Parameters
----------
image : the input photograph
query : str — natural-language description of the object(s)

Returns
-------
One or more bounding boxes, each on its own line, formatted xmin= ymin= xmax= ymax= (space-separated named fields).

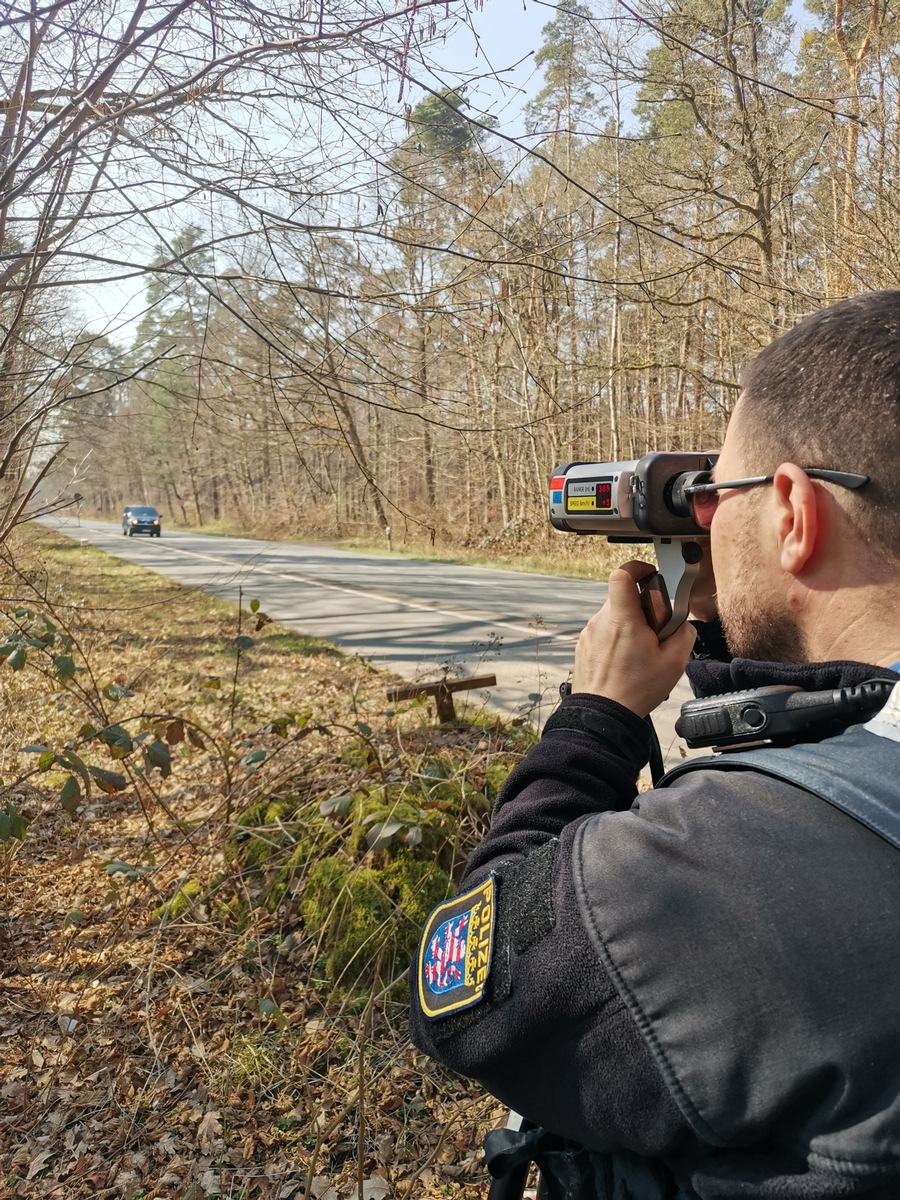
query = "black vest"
xmin=662 ymin=722 xmax=900 ymax=855
xmin=535 ymin=722 xmax=900 ymax=1198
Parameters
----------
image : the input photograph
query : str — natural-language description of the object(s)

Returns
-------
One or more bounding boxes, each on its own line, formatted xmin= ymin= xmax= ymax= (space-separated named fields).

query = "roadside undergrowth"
xmin=0 ymin=527 xmax=536 ymax=1199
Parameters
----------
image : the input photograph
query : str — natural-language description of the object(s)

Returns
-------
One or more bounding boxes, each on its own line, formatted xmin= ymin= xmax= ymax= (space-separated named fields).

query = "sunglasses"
xmin=682 ymin=468 xmax=870 ymax=531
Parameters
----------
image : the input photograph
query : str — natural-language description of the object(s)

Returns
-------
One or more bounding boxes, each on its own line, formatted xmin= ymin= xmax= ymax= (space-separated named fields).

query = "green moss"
xmin=339 ymin=738 xmax=377 ymax=770
xmin=263 ymin=799 xmax=295 ymax=824
xmin=239 ymin=833 xmax=280 ymax=871
xmin=222 ymin=723 xmax=537 ymax=992
xmin=416 ymin=763 xmax=467 ymax=806
xmin=285 ymin=842 xmax=312 ymax=869
xmin=346 ymin=786 xmax=413 ymax=857
xmin=297 ymin=852 xmax=452 ymax=991
xmin=237 ymin=795 xmax=302 ymax=829
xmin=383 ymin=854 xmax=452 ymax=927
xmin=484 ymin=761 xmax=509 ymax=803
xmin=218 ymin=894 xmax=249 ymax=926
xmin=234 ymin=795 xmax=318 ymax=870
xmin=300 ymin=858 xmax=394 ymax=986
xmin=152 ymin=878 xmax=202 ymax=922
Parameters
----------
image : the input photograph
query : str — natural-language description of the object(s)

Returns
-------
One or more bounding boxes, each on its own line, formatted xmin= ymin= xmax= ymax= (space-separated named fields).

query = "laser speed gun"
xmin=548 ymin=452 xmax=718 ymax=639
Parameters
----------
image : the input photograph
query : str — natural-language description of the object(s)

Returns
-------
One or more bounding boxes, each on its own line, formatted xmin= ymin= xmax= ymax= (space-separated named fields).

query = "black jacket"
xmin=409 ymin=657 xmax=900 ymax=1198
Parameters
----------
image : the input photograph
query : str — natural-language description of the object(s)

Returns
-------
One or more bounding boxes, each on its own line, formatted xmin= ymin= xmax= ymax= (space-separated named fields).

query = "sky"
xmin=423 ymin=0 xmax=553 ymax=132
xmin=73 ymin=1 xmax=556 ymax=341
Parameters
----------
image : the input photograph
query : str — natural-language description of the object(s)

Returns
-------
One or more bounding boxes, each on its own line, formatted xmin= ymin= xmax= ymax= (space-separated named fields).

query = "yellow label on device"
xmin=566 ymin=496 xmax=598 ymax=511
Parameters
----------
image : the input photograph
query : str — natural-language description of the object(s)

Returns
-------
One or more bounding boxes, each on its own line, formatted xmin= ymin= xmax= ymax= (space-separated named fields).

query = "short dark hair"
xmin=739 ymin=290 xmax=900 ymax=562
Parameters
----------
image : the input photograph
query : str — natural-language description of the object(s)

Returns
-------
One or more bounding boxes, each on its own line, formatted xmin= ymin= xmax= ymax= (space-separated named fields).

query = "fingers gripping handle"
xmin=640 ymin=539 xmax=705 ymax=640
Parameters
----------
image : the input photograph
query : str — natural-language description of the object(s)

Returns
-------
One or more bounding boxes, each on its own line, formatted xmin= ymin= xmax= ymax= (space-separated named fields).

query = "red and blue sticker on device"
xmin=417 ymin=876 xmax=496 ymax=1019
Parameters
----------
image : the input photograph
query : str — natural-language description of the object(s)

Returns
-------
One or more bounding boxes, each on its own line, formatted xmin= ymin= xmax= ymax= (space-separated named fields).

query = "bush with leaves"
xmin=232 ymin=719 xmax=535 ymax=994
xmin=0 ymin=535 xmax=537 ymax=1007
xmin=0 ymin=589 xmax=283 ymax=857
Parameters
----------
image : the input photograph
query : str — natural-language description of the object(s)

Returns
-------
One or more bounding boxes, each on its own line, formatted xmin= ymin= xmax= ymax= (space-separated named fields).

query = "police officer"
xmin=409 ymin=291 xmax=900 ymax=1198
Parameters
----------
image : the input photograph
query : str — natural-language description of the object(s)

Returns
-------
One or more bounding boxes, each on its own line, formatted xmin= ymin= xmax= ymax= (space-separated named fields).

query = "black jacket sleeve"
xmin=408 ymin=694 xmax=690 ymax=1157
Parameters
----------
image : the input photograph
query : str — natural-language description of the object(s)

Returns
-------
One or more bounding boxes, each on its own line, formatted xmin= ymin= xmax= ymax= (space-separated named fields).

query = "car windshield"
xmin=128 ymin=507 xmax=159 ymax=517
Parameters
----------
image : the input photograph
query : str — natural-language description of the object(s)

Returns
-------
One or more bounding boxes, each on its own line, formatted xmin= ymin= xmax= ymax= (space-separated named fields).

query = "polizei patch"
xmin=417 ymin=876 xmax=496 ymax=1019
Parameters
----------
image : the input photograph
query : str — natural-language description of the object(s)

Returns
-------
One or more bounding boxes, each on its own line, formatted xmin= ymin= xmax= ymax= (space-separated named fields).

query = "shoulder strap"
xmin=660 ymin=722 xmax=900 ymax=852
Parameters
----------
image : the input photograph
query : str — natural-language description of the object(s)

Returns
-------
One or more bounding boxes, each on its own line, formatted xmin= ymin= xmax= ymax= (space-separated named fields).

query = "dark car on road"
xmin=122 ymin=505 xmax=162 ymax=537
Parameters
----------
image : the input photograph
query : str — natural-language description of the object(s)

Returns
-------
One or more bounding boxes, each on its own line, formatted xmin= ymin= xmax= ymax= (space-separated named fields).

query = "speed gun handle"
xmin=641 ymin=539 xmax=706 ymax=641
xmin=638 ymin=573 xmax=672 ymax=636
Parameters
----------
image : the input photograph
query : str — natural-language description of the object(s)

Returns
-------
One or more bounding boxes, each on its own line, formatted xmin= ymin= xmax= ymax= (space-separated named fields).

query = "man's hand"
xmin=572 ymin=560 xmax=697 ymax=717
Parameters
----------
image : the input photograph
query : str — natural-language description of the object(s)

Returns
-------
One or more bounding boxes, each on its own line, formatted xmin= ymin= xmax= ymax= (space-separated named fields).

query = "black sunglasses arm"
xmin=684 ymin=469 xmax=870 ymax=497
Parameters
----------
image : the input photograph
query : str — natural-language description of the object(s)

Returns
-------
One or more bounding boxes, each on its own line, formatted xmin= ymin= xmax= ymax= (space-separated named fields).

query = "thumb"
xmin=607 ymin=562 xmax=657 ymax=620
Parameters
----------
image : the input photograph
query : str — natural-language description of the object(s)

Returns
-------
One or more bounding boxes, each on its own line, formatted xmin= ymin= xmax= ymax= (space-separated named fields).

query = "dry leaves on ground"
xmin=0 ymin=529 xmax=527 ymax=1199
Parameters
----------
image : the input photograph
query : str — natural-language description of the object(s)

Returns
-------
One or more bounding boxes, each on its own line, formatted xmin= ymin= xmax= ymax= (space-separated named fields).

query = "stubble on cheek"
xmin=717 ymin=523 xmax=809 ymax=664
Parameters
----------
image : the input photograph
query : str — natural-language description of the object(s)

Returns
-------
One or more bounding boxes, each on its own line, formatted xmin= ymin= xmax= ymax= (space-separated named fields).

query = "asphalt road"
xmin=41 ymin=516 xmax=695 ymax=764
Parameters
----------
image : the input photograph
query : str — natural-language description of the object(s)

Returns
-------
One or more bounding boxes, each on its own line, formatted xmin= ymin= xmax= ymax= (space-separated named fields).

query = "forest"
xmin=3 ymin=0 xmax=897 ymax=554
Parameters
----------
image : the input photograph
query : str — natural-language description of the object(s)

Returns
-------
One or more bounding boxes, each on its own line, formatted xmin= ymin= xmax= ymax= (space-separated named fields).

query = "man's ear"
xmin=772 ymin=463 xmax=819 ymax=575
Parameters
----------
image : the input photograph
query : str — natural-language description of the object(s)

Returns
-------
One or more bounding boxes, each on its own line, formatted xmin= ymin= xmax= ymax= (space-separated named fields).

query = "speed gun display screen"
xmin=564 ymin=479 xmax=614 ymax=512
